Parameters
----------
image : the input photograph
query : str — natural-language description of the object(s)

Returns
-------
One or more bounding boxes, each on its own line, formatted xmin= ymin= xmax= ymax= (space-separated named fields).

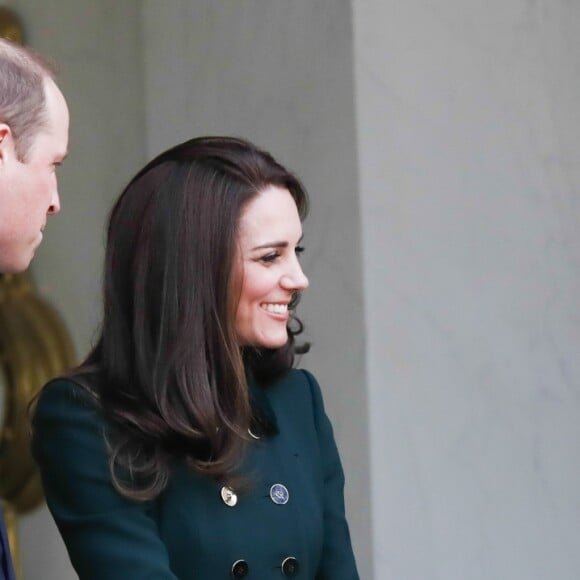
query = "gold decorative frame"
xmin=0 ymin=7 xmax=24 ymax=44
xmin=0 ymin=274 xmax=76 ymax=510
xmin=0 ymin=274 xmax=76 ymax=577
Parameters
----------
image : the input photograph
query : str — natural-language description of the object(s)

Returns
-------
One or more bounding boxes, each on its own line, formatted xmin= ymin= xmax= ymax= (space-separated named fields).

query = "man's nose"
xmin=48 ymin=189 xmax=61 ymax=214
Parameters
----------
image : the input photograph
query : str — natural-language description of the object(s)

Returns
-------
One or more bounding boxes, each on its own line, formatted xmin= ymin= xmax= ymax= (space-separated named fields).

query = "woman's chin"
xmin=253 ymin=332 xmax=289 ymax=350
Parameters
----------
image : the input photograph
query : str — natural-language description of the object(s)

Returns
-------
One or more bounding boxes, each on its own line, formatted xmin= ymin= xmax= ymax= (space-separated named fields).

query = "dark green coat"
xmin=33 ymin=369 xmax=359 ymax=579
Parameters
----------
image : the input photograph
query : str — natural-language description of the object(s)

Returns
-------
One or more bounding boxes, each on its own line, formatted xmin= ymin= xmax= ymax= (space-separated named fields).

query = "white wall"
xmin=354 ymin=1 xmax=580 ymax=578
xmin=2 ymin=1 xmax=146 ymax=578
xmin=141 ymin=2 xmax=372 ymax=576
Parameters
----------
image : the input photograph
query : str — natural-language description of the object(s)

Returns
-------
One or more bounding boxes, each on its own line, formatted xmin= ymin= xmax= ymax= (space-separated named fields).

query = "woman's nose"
xmin=281 ymin=260 xmax=309 ymax=291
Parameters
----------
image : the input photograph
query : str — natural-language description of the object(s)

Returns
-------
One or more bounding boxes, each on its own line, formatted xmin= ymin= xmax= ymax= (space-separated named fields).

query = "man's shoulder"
xmin=0 ymin=506 xmax=15 ymax=580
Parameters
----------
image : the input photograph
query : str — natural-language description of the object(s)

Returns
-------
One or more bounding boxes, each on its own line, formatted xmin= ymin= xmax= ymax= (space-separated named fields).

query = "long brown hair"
xmin=72 ymin=136 xmax=308 ymax=500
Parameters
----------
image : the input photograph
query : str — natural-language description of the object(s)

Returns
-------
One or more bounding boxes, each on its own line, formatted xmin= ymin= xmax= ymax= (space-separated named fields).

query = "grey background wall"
xmin=1 ymin=1 xmax=146 ymax=579
xmin=1 ymin=1 xmax=579 ymax=579
xmin=354 ymin=1 xmax=580 ymax=578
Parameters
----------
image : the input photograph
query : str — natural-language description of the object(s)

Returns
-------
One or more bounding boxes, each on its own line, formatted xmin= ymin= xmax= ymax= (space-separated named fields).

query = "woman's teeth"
xmin=262 ymin=303 xmax=288 ymax=314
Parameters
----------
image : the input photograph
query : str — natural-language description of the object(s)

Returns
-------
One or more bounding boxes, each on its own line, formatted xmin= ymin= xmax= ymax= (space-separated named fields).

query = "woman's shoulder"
xmin=276 ymin=368 xmax=322 ymax=396
xmin=37 ymin=376 xmax=99 ymax=408
xmin=275 ymin=367 xmax=317 ymax=386
xmin=266 ymin=367 xmax=325 ymax=415
xmin=33 ymin=376 xmax=102 ymax=433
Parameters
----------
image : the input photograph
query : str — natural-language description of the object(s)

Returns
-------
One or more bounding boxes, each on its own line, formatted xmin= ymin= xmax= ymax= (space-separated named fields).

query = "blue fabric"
xmin=0 ymin=507 xmax=15 ymax=580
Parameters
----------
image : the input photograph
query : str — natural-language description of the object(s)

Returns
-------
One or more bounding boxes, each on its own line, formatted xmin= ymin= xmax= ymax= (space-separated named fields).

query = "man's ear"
xmin=0 ymin=124 xmax=16 ymax=163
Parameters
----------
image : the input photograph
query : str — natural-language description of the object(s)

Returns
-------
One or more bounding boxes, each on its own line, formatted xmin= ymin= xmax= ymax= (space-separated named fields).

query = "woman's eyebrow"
xmin=251 ymin=241 xmax=288 ymax=251
xmin=251 ymin=234 xmax=303 ymax=252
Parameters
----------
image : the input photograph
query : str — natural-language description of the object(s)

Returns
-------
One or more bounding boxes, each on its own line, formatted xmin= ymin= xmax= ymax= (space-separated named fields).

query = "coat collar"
xmin=247 ymin=371 xmax=279 ymax=438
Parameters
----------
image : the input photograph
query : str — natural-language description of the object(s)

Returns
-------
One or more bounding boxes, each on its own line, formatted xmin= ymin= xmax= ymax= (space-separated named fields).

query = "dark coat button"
xmin=248 ymin=427 xmax=260 ymax=440
xmin=281 ymin=556 xmax=299 ymax=576
xmin=231 ymin=559 xmax=249 ymax=578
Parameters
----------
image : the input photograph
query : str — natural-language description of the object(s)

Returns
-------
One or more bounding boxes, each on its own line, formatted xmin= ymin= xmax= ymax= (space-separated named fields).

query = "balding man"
xmin=0 ymin=38 xmax=70 ymax=580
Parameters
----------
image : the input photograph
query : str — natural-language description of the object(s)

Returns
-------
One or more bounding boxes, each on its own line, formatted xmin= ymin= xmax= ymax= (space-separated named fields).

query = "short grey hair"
xmin=0 ymin=38 xmax=57 ymax=161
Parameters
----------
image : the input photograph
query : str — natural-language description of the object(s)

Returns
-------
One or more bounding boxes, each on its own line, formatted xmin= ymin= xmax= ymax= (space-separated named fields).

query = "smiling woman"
xmin=234 ymin=185 xmax=309 ymax=349
xmin=32 ymin=136 xmax=360 ymax=580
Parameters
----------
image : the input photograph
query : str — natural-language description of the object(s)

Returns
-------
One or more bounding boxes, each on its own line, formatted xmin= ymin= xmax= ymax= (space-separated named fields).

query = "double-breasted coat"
xmin=33 ymin=369 xmax=359 ymax=579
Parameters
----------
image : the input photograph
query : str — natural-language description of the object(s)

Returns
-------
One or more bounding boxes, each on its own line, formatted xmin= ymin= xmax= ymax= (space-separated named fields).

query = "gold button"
xmin=220 ymin=486 xmax=238 ymax=507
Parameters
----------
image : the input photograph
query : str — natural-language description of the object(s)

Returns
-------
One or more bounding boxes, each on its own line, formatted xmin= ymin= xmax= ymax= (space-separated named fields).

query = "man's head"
xmin=0 ymin=39 xmax=69 ymax=273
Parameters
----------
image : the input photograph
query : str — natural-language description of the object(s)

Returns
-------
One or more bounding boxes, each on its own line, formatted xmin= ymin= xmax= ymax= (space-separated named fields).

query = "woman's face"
xmin=234 ymin=185 xmax=309 ymax=348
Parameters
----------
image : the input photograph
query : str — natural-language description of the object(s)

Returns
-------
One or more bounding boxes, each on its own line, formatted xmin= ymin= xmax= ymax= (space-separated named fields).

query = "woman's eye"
xmin=295 ymin=245 xmax=305 ymax=257
xmin=261 ymin=252 xmax=280 ymax=263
